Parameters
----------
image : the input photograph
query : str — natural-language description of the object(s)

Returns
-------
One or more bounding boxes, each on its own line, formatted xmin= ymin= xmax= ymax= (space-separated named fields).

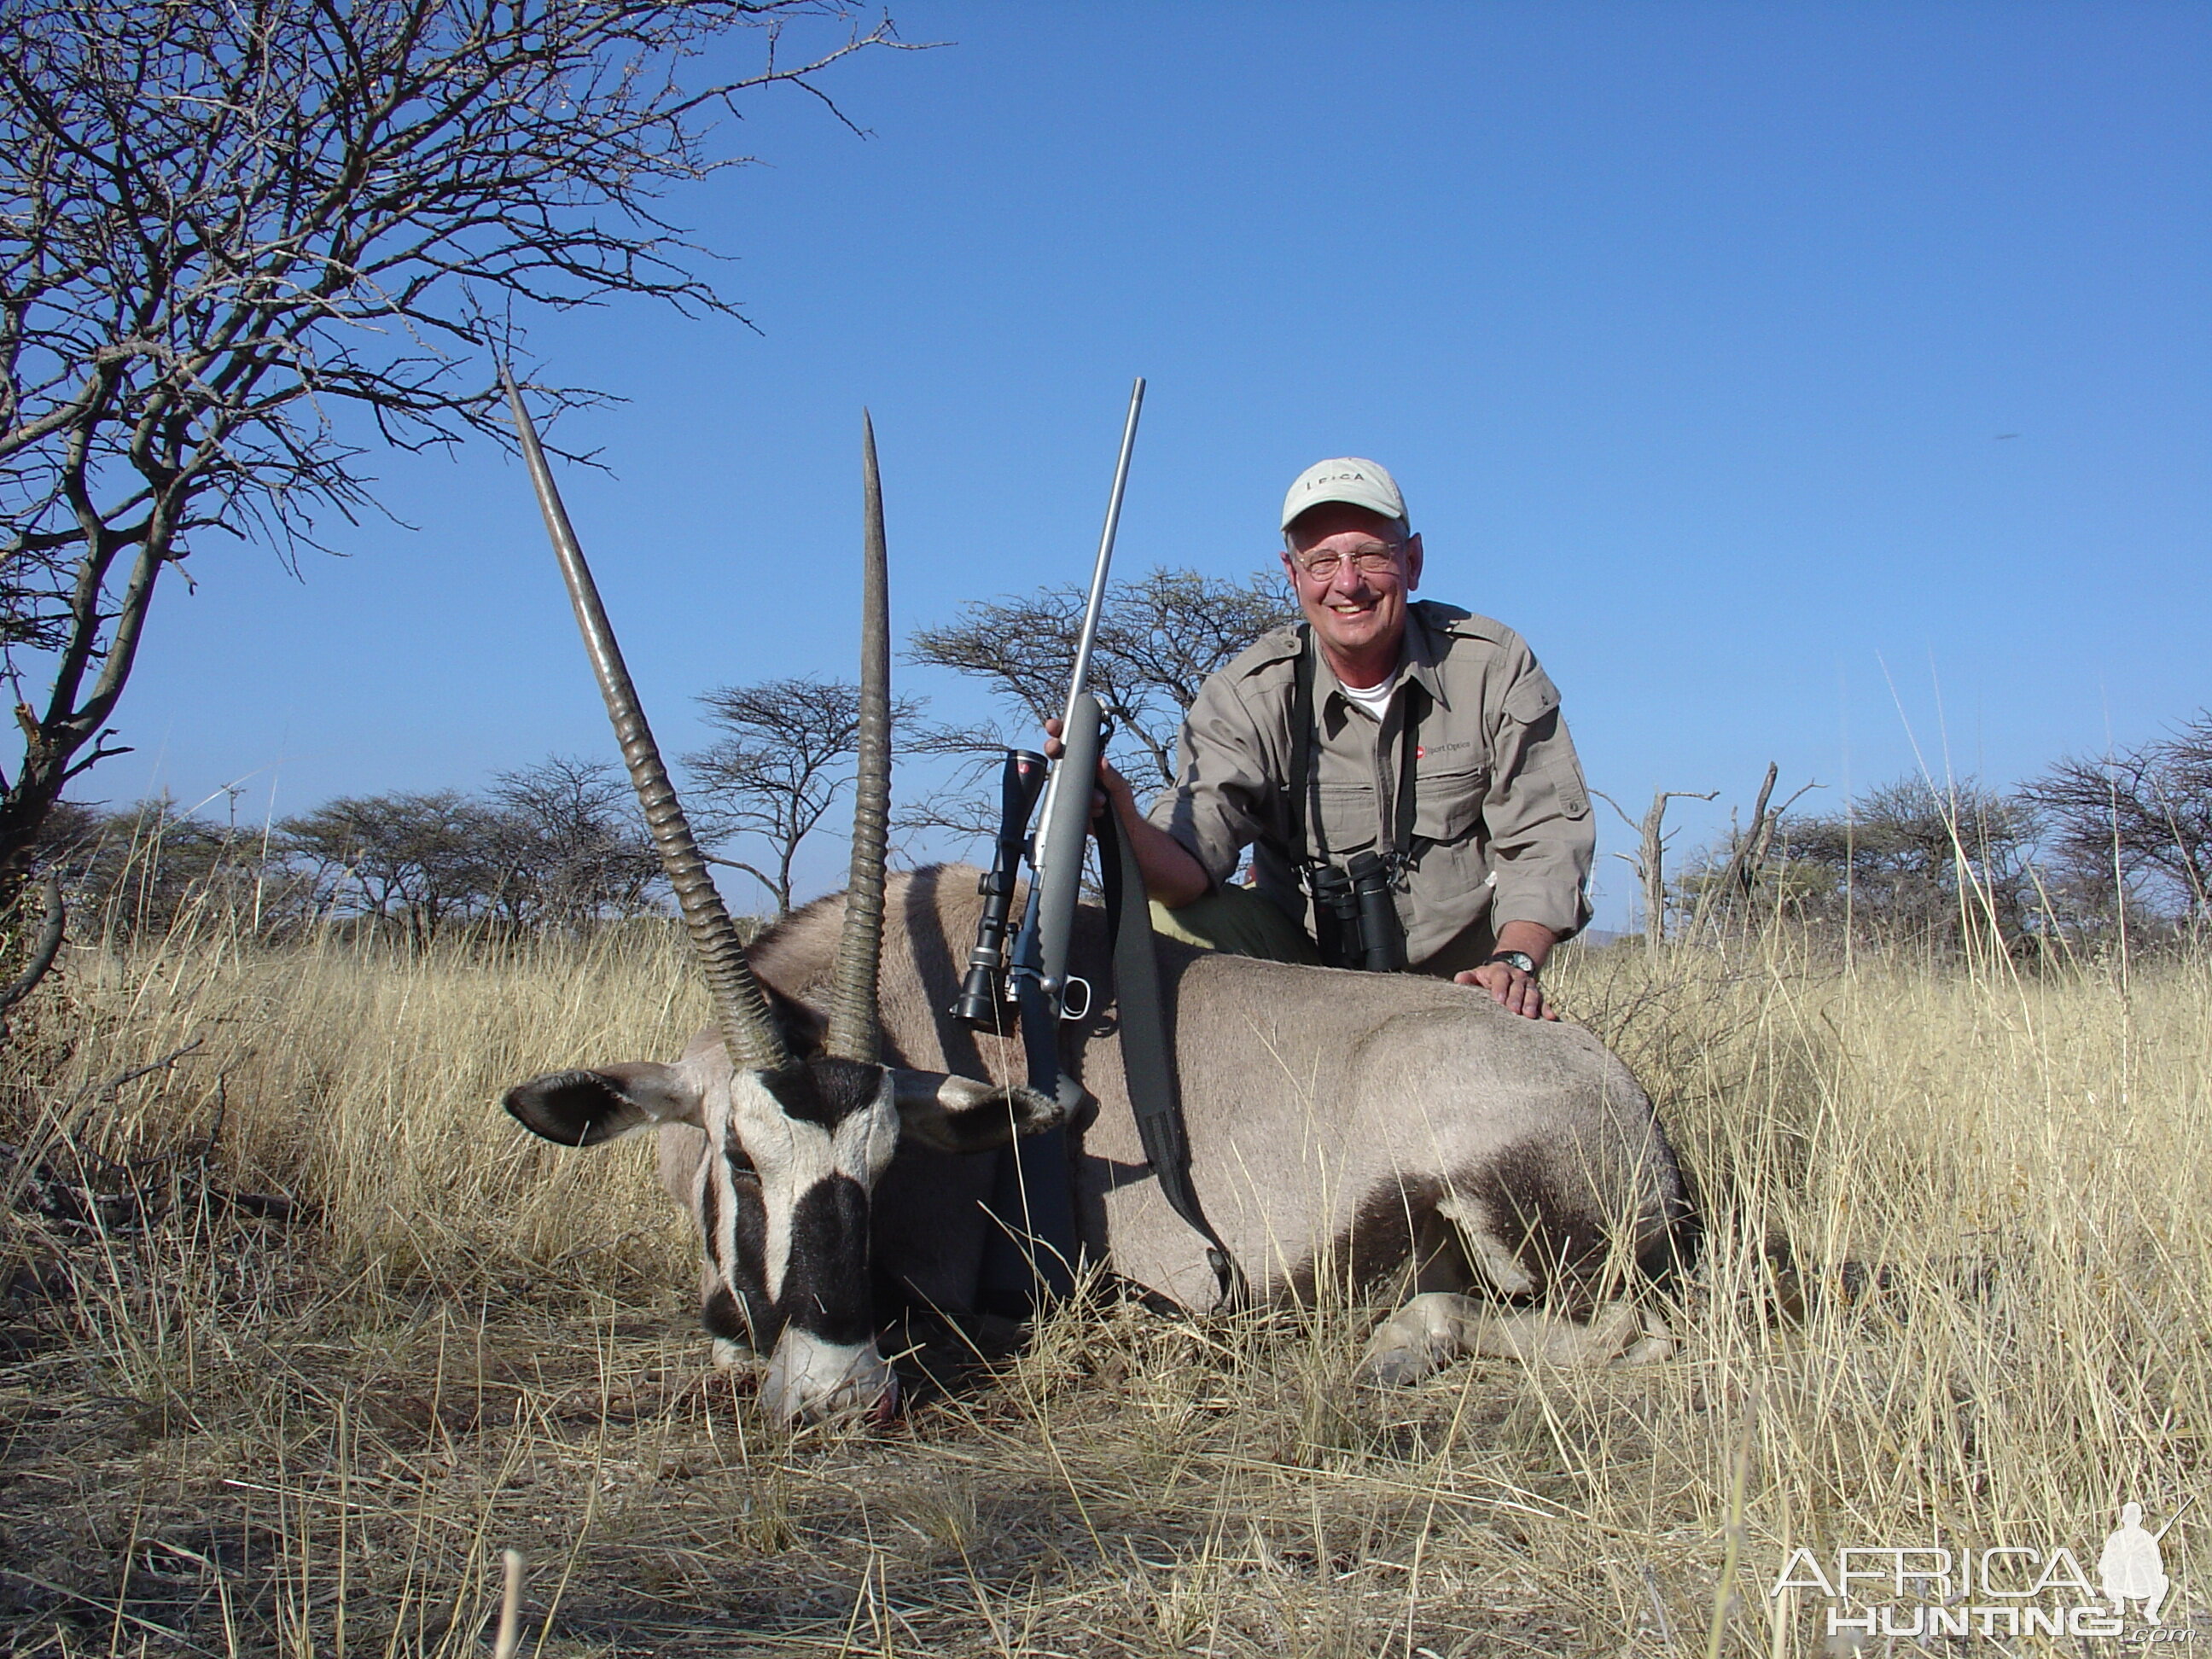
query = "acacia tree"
xmin=485 ymin=754 xmax=661 ymax=928
xmin=0 ymin=0 xmax=899 ymax=940
xmin=281 ymin=789 xmax=498 ymax=938
xmin=1750 ymin=775 xmax=2040 ymax=950
xmin=684 ymin=676 xmax=921 ymax=917
xmin=2023 ymin=713 xmax=2212 ymax=923
xmin=909 ymin=567 xmax=1298 ymax=789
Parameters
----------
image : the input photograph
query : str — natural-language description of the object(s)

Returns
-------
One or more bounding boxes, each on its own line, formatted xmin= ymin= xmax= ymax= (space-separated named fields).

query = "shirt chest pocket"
xmin=1412 ymin=760 xmax=1488 ymax=845
xmin=1313 ymin=780 xmax=1380 ymax=855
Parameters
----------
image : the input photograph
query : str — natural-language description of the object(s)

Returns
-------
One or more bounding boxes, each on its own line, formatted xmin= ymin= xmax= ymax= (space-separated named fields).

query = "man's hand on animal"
xmin=1453 ymin=927 xmax=1563 ymax=1022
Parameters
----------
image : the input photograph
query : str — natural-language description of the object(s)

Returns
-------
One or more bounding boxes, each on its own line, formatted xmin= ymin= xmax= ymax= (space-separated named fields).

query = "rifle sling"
xmin=1096 ymin=806 xmax=1248 ymax=1311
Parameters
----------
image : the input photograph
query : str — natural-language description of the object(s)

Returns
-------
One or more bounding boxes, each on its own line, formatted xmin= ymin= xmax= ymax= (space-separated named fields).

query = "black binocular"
xmin=1306 ymin=848 xmax=1406 ymax=974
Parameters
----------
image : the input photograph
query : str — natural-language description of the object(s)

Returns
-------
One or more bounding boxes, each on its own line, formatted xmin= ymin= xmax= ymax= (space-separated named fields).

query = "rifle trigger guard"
xmin=1058 ymin=976 xmax=1092 ymax=1022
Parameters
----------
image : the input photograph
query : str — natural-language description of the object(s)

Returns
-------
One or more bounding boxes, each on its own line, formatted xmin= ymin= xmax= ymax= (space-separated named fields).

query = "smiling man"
xmin=1093 ymin=457 xmax=1595 ymax=1019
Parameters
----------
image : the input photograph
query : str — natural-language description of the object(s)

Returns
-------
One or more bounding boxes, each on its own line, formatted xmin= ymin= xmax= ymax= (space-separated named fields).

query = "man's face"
xmin=1281 ymin=503 xmax=1423 ymax=667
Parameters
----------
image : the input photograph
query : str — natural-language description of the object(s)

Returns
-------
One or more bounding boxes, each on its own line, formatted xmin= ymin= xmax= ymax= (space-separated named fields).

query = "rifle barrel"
xmin=1058 ymin=375 xmax=1145 ymax=733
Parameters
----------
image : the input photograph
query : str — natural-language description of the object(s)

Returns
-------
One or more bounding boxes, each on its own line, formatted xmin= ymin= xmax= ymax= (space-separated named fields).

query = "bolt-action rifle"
xmin=959 ymin=378 xmax=1145 ymax=1313
xmin=954 ymin=376 xmax=1145 ymax=1037
xmin=958 ymin=377 xmax=1246 ymax=1314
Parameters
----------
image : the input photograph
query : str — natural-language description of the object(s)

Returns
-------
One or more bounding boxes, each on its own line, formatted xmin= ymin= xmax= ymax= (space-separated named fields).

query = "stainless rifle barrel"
xmin=1057 ymin=375 xmax=1145 ymax=733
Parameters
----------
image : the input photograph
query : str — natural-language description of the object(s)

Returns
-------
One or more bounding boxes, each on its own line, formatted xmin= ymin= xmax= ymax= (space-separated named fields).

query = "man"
xmin=1080 ymin=457 xmax=1594 ymax=1021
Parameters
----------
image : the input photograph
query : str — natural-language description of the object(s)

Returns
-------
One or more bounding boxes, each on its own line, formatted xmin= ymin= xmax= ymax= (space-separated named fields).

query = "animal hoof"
xmin=1357 ymin=1346 xmax=1435 ymax=1388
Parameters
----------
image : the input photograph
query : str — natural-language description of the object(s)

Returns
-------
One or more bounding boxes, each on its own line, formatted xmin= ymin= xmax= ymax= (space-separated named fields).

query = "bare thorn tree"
xmin=0 ymin=0 xmax=907 ymax=990
xmin=684 ymin=676 xmax=922 ymax=917
xmin=486 ymin=754 xmax=661 ymax=928
xmin=1694 ymin=765 xmax=1821 ymax=934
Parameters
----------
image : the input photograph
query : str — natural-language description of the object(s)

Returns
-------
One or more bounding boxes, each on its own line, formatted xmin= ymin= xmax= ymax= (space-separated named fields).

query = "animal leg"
xmin=1358 ymin=1293 xmax=1672 ymax=1384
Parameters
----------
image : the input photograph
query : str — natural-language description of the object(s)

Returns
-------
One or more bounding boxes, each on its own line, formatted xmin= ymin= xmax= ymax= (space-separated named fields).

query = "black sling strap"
xmin=1281 ymin=623 xmax=1427 ymax=875
xmin=1095 ymin=805 xmax=1247 ymax=1310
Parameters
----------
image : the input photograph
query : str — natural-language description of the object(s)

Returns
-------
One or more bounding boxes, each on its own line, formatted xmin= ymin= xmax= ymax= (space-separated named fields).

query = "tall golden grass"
xmin=3 ymin=891 xmax=2205 ymax=1656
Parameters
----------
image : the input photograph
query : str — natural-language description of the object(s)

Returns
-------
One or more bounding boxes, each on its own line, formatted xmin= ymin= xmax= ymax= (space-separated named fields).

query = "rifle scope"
xmin=951 ymin=748 xmax=1050 ymax=1028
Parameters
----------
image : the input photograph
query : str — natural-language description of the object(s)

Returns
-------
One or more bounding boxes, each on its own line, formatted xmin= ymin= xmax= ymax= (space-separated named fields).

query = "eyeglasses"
xmin=1289 ymin=542 xmax=1405 ymax=582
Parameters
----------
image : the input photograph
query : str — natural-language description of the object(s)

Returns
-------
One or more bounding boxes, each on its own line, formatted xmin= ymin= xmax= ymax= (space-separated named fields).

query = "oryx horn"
xmin=501 ymin=366 xmax=793 ymax=1075
xmin=823 ymin=410 xmax=890 ymax=1063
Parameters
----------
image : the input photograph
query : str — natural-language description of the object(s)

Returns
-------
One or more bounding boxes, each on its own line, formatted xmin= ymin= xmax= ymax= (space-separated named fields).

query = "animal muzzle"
xmin=761 ymin=1330 xmax=899 ymax=1425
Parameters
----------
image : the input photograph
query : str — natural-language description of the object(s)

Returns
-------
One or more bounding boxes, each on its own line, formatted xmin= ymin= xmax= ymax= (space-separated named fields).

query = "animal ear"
xmin=888 ymin=1072 xmax=1062 ymax=1155
xmin=504 ymin=1062 xmax=702 ymax=1147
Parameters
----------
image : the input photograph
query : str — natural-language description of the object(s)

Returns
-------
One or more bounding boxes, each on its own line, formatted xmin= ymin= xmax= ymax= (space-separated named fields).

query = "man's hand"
xmin=1039 ymin=718 xmax=1208 ymax=907
xmin=1041 ymin=716 xmax=1129 ymax=819
xmin=1453 ymin=922 xmax=1561 ymax=1021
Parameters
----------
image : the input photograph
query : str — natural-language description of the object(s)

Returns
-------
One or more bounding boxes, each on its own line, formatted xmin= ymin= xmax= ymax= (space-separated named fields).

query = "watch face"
xmin=1490 ymin=950 xmax=1535 ymax=974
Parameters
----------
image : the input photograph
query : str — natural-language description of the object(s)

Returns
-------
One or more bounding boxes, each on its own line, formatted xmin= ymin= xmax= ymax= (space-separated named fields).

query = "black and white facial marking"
xmin=712 ymin=1057 xmax=902 ymax=1420
xmin=504 ymin=1051 xmax=1060 ymax=1423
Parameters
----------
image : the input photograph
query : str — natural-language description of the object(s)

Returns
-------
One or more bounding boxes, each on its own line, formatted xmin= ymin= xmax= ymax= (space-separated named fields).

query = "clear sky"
xmin=108 ymin=2 xmax=2208 ymax=925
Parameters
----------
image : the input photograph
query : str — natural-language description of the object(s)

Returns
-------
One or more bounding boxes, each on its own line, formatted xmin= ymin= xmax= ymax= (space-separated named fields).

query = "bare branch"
xmin=0 ymin=873 xmax=66 ymax=1022
xmin=0 ymin=0 xmax=909 ymax=940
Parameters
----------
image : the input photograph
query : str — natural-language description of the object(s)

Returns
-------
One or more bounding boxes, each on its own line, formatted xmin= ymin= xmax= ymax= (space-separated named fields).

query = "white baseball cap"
xmin=1280 ymin=457 xmax=1408 ymax=533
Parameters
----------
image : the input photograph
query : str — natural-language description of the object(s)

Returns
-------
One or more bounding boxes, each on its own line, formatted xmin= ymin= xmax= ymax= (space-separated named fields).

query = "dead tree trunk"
xmin=1695 ymin=765 xmax=1821 ymax=937
xmin=1599 ymin=789 xmax=1717 ymax=961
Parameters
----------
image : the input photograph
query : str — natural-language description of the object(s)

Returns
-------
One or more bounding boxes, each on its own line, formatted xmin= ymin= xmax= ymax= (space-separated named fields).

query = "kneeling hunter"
xmin=1075 ymin=457 xmax=1596 ymax=1022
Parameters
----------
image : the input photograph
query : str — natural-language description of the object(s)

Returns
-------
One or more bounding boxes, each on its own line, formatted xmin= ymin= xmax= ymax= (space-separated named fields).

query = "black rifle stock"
xmin=1031 ymin=691 xmax=1103 ymax=1004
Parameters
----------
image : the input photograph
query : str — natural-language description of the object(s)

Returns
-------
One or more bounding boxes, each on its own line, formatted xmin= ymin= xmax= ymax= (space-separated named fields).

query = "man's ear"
xmin=504 ymin=1061 xmax=701 ymax=1147
xmin=1403 ymin=531 xmax=1423 ymax=591
xmin=889 ymin=1071 xmax=1063 ymax=1155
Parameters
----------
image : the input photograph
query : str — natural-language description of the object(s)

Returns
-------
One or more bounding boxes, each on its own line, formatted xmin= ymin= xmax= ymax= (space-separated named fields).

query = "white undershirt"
xmin=1336 ymin=667 xmax=1400 ymax=721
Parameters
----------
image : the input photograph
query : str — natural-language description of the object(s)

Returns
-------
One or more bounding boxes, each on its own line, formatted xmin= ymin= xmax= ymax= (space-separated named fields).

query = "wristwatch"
xmin=1480 ymin=950 xmax=1538 ymax=975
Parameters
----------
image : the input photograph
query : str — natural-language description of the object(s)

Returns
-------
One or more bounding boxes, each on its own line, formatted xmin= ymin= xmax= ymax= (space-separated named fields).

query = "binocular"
xmin=1307 ymin=849 xmax=1406 ymax=974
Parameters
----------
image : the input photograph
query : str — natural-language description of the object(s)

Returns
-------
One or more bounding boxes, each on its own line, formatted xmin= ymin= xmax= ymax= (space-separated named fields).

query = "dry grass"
xmin=3 ymin=902 xmax=2208 ymax=1656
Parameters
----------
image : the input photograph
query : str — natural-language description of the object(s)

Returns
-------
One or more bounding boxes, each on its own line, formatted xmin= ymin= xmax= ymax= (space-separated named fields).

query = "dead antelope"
xmin=498 ymin=396 xmax=1694 ymax=1421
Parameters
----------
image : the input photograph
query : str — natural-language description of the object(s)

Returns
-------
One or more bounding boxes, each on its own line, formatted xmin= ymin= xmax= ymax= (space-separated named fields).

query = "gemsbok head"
xmin=496 ymin=383 xmax=1059 ymax=1421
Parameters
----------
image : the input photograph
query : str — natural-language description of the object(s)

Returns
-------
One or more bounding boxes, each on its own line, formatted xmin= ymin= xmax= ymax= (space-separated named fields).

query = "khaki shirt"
xmin=1146 ymin=600 xmax=1595 ymax=975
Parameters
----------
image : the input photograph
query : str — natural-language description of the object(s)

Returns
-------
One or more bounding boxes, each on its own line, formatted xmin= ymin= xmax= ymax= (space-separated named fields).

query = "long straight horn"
xmin=823 ymin=410 xmax=890 ymax=1062
xmin=501 ymin=367 xmax=793 ymax=1074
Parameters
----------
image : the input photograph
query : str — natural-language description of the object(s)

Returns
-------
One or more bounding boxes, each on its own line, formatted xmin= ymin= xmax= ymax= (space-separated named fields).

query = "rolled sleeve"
xmin=1146 ymin=675 xmax=1273 ymax=892
xmin=1481 ymin=660 xmax=1595 ymax=938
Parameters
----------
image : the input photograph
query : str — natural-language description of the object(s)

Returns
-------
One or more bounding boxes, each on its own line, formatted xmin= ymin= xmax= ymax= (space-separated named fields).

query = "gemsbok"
xmin=498 ymin=395 xmax=1696 ymax=1422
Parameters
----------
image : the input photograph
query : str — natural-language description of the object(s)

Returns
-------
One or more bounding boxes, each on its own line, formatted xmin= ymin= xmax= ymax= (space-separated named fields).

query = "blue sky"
xmin=111 ymin=3 xmax=2208 ymax=924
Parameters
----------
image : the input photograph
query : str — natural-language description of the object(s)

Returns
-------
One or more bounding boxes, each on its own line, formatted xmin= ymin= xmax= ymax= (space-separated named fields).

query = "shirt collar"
xmin=1400 ymin=603 xmax=1451 ymax=712
xmin=1312 ymin=605 xmax=1447 ymax=728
